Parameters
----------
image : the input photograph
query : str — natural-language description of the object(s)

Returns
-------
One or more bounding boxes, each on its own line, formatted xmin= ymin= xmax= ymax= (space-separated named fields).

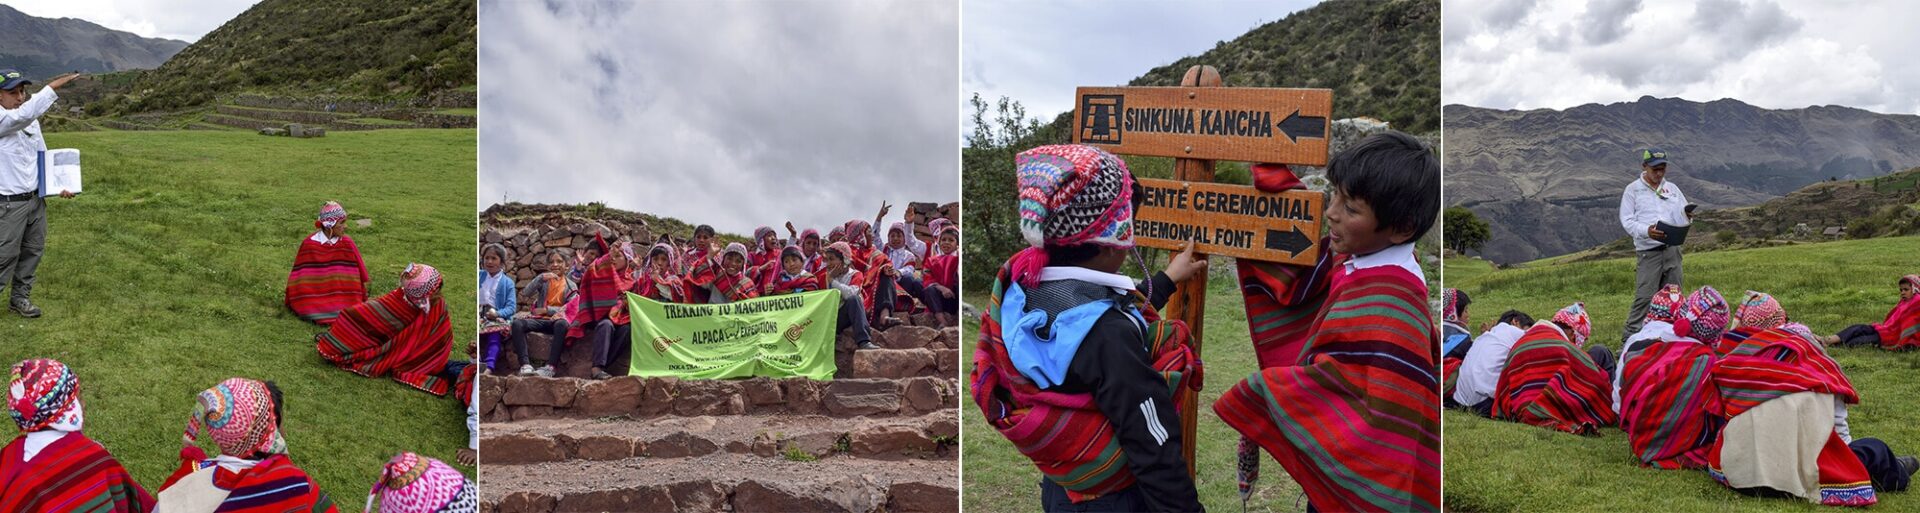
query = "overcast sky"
xmin=1445 ymin=0 xmax=1920 ymax=114
xmin=963 ymin=0 xmax=1319 ymax=134
xmin=479 ymin=0 xmax=959 ymax=236
xmin=6 ymin=0 xmax=258 ymax=42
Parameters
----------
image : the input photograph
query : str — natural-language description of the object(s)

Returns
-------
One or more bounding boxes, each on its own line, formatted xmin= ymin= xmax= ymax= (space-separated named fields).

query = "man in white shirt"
xmin=1448 ymin=310 xmax=1536 ymax=416
xmin=1617 ymin=147 xmax=1691 ymax=343
xmin=0 ymin=69 xmax=81 ymax=318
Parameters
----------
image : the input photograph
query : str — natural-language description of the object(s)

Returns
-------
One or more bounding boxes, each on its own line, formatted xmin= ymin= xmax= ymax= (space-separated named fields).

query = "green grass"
xmin=1 ymin=129 xmax=476 ymax=511
xmin=1444 ymin=236 xmax=1920 ymax=512
xmin=431 ymin=108 xmax=477 ymax=116
xmin=962 ymin=276 xmax=1310 ymax=511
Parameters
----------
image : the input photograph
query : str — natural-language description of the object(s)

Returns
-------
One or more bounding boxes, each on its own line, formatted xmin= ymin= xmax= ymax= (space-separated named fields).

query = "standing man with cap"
xmin=0 ymin=69 xmax=81 ymax=318
xmin=1618 ymin=147 xmax=1691 ymax=342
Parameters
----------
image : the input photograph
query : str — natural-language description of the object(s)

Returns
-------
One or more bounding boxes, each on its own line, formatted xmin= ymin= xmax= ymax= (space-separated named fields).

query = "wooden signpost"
xmin=1072 ymin=65 xmax=1333 ymax=476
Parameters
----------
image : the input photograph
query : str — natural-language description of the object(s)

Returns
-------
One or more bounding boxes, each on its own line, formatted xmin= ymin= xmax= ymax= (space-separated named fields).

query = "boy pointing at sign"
xmin=1215 ymin=131 xmax=1442 ymax=512
xmin=972 ymin=144 xmax=1209 ymax=512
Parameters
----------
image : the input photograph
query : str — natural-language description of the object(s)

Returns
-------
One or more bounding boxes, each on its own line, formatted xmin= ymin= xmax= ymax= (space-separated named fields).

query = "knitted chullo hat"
xmin=1441 ymin=288 xmax=1468 ymax=325
xmin=1552 ymin=303 xmax=1592 ymax=346
xmin=317 ymin=201 xmax=348 ymax=230
xmin=1007 ymin=144 xmax=1136 ymax=288
xmin=366 ymin=452 xmax=477 ymax=513
xmin=1736 ymin=291 xmax=1786 ymax=330
xmin=9 ymin=358 xmax=83 ymax=433
xmin=1647 ymin=284 xmax=1683 ymax=324
xmin=186 ymin=377 xmax=285 ymax=458
xmin=402 ymin=263 xmax=443 ymax=304
xmin=1678 ymin=286 xmax=1731 ymax=341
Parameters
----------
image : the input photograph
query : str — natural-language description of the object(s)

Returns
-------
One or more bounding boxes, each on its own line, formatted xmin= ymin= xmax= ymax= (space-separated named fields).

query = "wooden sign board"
xmin=1133 ymin=178 xmax=1323 ymax=265
xmin=1073 ymin=86 xmax=1333 ymax=165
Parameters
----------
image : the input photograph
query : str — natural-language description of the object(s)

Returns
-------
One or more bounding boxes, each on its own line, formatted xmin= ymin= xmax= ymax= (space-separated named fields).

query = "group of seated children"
xmin=285 ymin=201 xmax=469 ymax=401
xmin=1443 ymin=276 xmax=1920 ymax=506
xmin=479 ymin=205 xmax=961 ymax=379
xmin=1 ymin=358 xmax=477 ymax=512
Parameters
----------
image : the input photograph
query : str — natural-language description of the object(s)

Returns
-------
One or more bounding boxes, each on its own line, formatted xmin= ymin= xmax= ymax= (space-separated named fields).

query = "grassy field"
xmin=1444 ymin=236 xmax=1920 ymax=512
xmin=961 ymin=253 xmax=1442 ymax=512
xmin=0 ymin=129 xmax=476 ymax=511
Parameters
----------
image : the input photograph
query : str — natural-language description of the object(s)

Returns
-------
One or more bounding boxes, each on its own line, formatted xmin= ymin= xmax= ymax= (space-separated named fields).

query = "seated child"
xmin=365 ymin=452 xmax=476 ymax=513
xmin=1441 ymin=288 xmax=1472 ymax=359
xmin=159 ymin=378 xmax=335 ymax=511
xmin=765 ymin=245 xmax=818 ymax=295
xmin=749 ymin=226 xmax=783 ymax=281
xmin=971 ymin=144 xmax=1207 ymax=512
xmin=1828 ymin=274 xmax=1920 ymax=349
xmin=316 ymin=263 xmax=456 ymax=395
xmin=1 ymin=359 xmax=153 ymax=512
xmin=557 ymin=242 xmax=637 ymax=380
xmin=785 ymin=221 xmax=827 ymax=274
xmin=708 ymin=242 xmax=764 ymax=304
xmin=921 ymin=225 xmax=960 ymax=326
xmin=682 ymin=225 xmax=721 ymax=303
xmin=508 ymin=251 xmax=576 ymax=376
xmin=1491 ymin=303 xmax=1617 ymax=435
xmin=1214 ymin=132 xmax=1441 ymax=511
xmin=632 ymin=242 xmax=689 ymax=302
xmin=1615 ymin=285 xmax=1725 ymax=469
xmin=1446 ymin=310 xmax=1533 ymax=417
xmin=476 ymin=244 xmax=516 ymax=370
xmin=821 ymin=242 xmax=879 ymax=350
xmin=285 ymin=201 xmax=370 ymax=325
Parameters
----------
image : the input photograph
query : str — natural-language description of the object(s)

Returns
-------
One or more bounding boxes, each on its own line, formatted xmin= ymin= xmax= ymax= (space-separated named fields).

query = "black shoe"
xmin=10 ymin=299 xmax=39 ymax=318
xmin=1899 ymin=456 xmax=1918 ymax=478
xmin=857 ymin=341 xmax=880 ymax=350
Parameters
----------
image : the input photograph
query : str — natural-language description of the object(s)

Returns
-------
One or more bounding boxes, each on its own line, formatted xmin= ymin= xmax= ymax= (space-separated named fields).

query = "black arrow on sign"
xmin=1265 ymin=226 xmax=1313 ymax=257
xmin=1276 ymin=110 xmax=1328 ymax=143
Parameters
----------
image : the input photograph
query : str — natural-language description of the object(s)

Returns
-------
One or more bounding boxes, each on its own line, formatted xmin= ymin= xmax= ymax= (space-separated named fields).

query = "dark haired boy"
xmin=971 ymin=144 xmax=1208 ymax=512
xmin=1448 ymin=309 xmax=1535 ymax=417
xmin=682 ymin=224 xmax=721 ymax=303
xmin=1215 ymin=131 xmax=1442 ymax=511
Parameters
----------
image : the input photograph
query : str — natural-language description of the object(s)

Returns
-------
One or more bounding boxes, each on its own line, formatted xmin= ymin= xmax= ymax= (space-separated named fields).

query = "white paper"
xmin=41 ymin=148 xmax=80 ymax=196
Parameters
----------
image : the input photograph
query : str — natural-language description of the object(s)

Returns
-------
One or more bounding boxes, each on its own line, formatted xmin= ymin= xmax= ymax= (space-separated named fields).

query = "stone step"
xmin=481 ymin=411 xmax=956 ymax=465
xmin=483 ymin=325 xmax=961 ymax=380
xmin=216 ymin=104 xmax=355 ymax=124
xmin=480 ymin=375 xmax=958 ymax=422
xmin=481 ymin=453 xmax=957 ymax=513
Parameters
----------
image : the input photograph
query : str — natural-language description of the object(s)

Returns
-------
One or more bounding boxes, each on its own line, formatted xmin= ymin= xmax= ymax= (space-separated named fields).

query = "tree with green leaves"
xmin=1445 ymin=206 xmax=1489 ymax=256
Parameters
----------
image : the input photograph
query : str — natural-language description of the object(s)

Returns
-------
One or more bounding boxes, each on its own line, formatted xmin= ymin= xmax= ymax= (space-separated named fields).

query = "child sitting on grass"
xmin=285 ymin=201 xmax=370 ymax=325
xmin=1826 ymin=274 xmax=1920 ymax=349
xmin=2 ymin=359 xmax=153 ymax=512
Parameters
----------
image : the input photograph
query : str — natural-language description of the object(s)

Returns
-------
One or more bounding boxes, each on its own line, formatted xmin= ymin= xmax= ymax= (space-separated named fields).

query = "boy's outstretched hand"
xmin=1164 ymin=241 xmax=1208 ymax=282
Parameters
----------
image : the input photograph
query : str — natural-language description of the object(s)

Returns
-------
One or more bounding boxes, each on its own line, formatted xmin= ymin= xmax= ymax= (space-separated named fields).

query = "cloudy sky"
xmin=1445 ymin=0 xmax=1920 ymax=114
xmin=479 ymin=0 xmax=958 ymax=236
xmin=963 ymin=0 xmax=1317 ymax=134
xmin=7 ymin=0 xmax=258 ymax=42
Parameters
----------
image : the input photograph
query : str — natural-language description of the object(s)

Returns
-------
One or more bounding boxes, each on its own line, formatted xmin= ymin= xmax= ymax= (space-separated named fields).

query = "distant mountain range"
xmin=0 ymin=4 xmax=186 ymax=79
xmin=1445 ymin=97 xmax=1920 ymax=263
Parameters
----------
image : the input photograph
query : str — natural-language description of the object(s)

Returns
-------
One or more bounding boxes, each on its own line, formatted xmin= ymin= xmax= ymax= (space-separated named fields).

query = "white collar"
xmin=1038 ymin=266 xmax=1137 ymax=294
xmin=1629 ymin=320 xmax=1678 ymax=343
xmin=1344 ymin=242 xmax=1423 ymax=278
xmin=1533 ymin=320 xmax=1567 ymax=339
xmin=22 ymin=430 xmax=72 ymax=462
xmin=308 ymin=231 xmax=339 ymax=245
xmin=210 ymin=454 xmax=262 ymax=473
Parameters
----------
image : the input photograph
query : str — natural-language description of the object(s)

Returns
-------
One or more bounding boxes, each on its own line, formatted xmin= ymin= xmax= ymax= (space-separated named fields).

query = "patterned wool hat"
xmin=827 ymin=225 xmax=846 ymax=242
xmin=780 ymin=245 xmax=805 ymax=265
xmin=1678 ymin=285 xmax=1731 ymax=341
xmin=1552 ymin=303 xmax=1592 ymax=346
xmin=823 ymin=242 xmax=854 ymax=265
xmin=928 ymin=218 xmax=953 ymax=238
xmin=403 ymin=263 xmax=443 ymax=304
xmin=186 ymin=378 xmax=286 ymax=457
xmin=1735 ymin=291 xmax=1786 ymax=330
xmin=1647 ymin=284 xmax=1684 ymax=323
xmin=1782 ymin=322 xmax=1820 ymax=345
xmin=1441 ymin=288 xmax=1469 ymax=325
xmin=886 ymin=221 xmax=910 ymax=246
xmin=800 ymin=228 xmax=821 ymax=242
xmin=1900 ymin=275 xmax=1920 ymax=290
xmin=721 ymin=242 xmax=750 ymax=267
xmin=844 ymin=220 xmax=873 ymax=247
xmin=646 ymin=242 xmax=679 ymax=270
xmin=481 ymin=244 xmax=509 ymax=263
xmin=9 ymin=359 xmax=83 ymax=433
xmin=1015 ymin=144 xmax=1135 ymax=249
xmin=368 ymin=452 xmax=477 ymax=513
xmin=316 ymin=201 xmax=348 ymax=230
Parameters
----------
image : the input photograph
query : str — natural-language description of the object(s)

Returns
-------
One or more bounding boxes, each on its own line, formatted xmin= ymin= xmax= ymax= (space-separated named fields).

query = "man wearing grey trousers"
xmin=1618 ymin=147 xmax=1691 ymax=342
xmin=0 ymin=69 xmax=81 ymax=318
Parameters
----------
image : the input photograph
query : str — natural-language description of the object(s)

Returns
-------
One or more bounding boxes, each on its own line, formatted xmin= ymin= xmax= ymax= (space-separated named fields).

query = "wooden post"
xmin=1165 ymin=64 xmax=1220 ymax=477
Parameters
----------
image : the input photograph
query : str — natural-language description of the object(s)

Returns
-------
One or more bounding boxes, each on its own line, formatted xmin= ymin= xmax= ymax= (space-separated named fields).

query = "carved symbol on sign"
xmin=1277 ymin=110 xmax=1328 ymax=143
xmin=1265 ymin=226 xmax=1313 ymax=257
xmin=1079 ymin=94 xmax=1124 ymax=144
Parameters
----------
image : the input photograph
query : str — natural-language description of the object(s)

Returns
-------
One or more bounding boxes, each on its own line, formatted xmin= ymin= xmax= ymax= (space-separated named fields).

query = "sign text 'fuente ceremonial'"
xmin=1133 ymin=178 xmax=1324 ymax=265
xmin=1073 ymin=86 xmax=1333 ymax=165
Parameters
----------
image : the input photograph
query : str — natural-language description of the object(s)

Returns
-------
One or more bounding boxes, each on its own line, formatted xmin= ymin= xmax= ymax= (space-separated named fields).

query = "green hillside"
xmin=1444 ymin=236 xmax=1920 ymax=512
xmin=1 ymin=129 xmax=476 ymax=511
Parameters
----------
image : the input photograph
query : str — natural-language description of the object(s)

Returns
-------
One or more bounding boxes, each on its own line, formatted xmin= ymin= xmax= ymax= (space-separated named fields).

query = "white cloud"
xmin=478 ymin=0 xmax=959 ymax=237
xmin=1444 ymin=0 xmax=1920 ymax=114
xmin=5 ymin=0 xmax=259 ymax=42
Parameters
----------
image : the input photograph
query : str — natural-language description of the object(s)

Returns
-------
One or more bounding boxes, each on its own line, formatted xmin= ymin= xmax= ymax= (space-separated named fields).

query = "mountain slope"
xmin=93 ymin=0 xmax=475 ymax=115
xmin=1446 ymin=97 xmax=1920 ymax=263
xmin=0 ymin=4 xmax=186 ymax=78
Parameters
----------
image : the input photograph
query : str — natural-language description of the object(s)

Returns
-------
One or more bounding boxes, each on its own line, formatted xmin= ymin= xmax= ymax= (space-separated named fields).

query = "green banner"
xmin=625 ymin=290 xmax=841 ymax=380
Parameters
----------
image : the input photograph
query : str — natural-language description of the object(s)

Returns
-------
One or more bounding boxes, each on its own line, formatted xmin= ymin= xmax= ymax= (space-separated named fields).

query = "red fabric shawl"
xmin=1617 ymin=338 xmax=1723 ymax=469
xmin=1707 ymin=327 xmax=1873 ymax=506
xmin=315 ymin=288 xmax=455 ymax=395
xmin=564 ymin=252 xmax=635 ymax=340
xmin=1874 ymin=295 xmax=1920 ymax=350
xmin=970 ymin=261 xmax=1201 ymax=503
xmin=1491 ymin=323 xmax=1617 ymax=435
xmin=925 ymin=253 xmax=959 ymax=290
xmin=0 ymin=432 xmax=154 ymax=513
xmin=283 ymin=234 xmax=369 ymax=325
xmin=681 ymin=247 xmax=719 ymax=303
xmin=160 ymin=446 xmax=338 ymax=512
xmin=1214 ymin=263 xmax=1441 ymax=512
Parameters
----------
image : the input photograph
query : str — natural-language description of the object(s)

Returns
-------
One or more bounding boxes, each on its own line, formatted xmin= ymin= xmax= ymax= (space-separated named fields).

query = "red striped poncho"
xmin=316 ymin=288 xmax=455 ymax=395
xmin=925 ymin=253 xmax=959 ymax=290
xmin=1714 ymin=326 xmax=1776 ymax=358
xmin=1442 ymin=356 xmax=1463 ymax=401
xmin=1874 ymin=296 xmax=1920 ymax=349
xmin=1617 ymin=339 xmax=1722 ymax=469
xmin=455 ymin=362 xmax=477 ymax=408
xmin=1214 ymin=263 xmax=1440 ymax=512
xmin=1707 ymin=327 xmax=1874 ymax=506
xmin=714 ymin=268 xmax=762 ymax=302
xmin=970 ymin=263 xmax=1201 ymax=502
xmin=1492 ymin=324 xmax=1616 ymax=435
xmin=764 ymin=272 xmax=819 ymax=296
xmin=0 ymin=432 xmax=153 ymax=512
xmin=160 ymin=446 xmax=338 ymax=512
xmin=1235 ymin=255 xmax=1336 ymax=369
xmin=682 ymin=248 xmax=719 ymax=303
xmin=632 ymin=272 xmax=689 ymax=303
xmin=564 ymin=253 xmax=635 ymax=340
xmin=283 ymin=234 xmax=369 ymax=325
